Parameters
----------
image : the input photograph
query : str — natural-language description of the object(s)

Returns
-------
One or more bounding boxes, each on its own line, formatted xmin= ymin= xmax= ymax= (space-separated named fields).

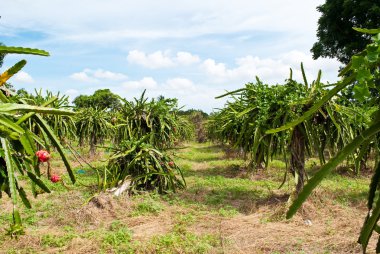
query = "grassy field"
xmin=0 ymin=142 xmax=375 ymax=253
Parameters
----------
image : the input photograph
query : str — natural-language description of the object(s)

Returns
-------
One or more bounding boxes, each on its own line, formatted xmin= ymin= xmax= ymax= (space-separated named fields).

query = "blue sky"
xmin=1 ymin=0 xmax=341 ymax=112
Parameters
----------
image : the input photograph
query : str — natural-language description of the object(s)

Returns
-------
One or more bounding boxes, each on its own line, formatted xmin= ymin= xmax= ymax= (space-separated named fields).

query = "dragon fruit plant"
xmin=0 ymin=45 xmax=75 ymax=237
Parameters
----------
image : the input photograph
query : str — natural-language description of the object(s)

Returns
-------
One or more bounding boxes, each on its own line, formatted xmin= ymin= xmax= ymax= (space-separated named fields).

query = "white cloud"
xmin=2 ymin=0 xmax=325 ymax=42
xmin=64 ymin=88 xmax=80 ymax=98
xmin=108 ymin=76 xmax=223 ymax=112
xmin=70 ymin=68 xmax=128 ymax=83
xmin=175 ymin=52 xmax=200 ymax=65
xmin=164 ymin=78 xmax=197 ymax=95
xmin=201 ymin=50 xmax=340 ymax=84
xmin=13 ymin=71 xmax=34 ymax=83
xmin=202 ymin=59 xmax=229 ymax=78
xmin=122 ymin=77 xmax=158 ymax=90
xmin=92 ymin=69 xmax=128 ymax=81
xmin=127 ymin=50 xmax=200 ymax=69
xmin=70 ymin=71 xmax=98 ymax=83
xmin=127 ymin=50 xmax=174 ymax=69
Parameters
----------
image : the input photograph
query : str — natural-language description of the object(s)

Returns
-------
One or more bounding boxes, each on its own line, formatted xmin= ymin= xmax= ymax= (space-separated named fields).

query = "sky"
xmin=1 ymin=0 xmax=341 ymax=113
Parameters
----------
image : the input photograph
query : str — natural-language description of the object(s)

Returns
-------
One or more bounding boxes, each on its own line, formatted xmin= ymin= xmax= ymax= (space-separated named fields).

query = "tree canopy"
xmin=72 ymin=89 xmax=121 ymax=110
xmin=311 ymin=0 xmax=380 ymax=63
xmin=0 ymin=42 xmax=6 ymax=68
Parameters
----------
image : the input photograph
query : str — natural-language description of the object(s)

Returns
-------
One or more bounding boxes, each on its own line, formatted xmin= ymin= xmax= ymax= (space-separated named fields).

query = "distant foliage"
xmin=0 ymin=42 xmax=5 ymax=68
xmin=189 ymin=111 xmax=208 ymax=143
xmin=73 ymin=89 xmax=121 ymax=111
xmin=178 ymin=109 xmax=208 ymax=118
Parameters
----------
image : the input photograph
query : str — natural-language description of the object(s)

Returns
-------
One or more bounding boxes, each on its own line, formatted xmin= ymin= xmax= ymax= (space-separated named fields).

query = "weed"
xmin=6 ymin=248 xmax=38 ymax=254
xmin=41 ymin=232 xmax=77 ymax=248
xmin=269 ymin=159 xmax=286 ymax=169
xmin=131 ymin=195 xmax=165 ymax=216
xmin=101 ymin=227 xmax=133 ymax=254
xmin=217 ymin=207 xmax=239 ymax=217
xmin=145 ymin=231 xmax=219 ymax=254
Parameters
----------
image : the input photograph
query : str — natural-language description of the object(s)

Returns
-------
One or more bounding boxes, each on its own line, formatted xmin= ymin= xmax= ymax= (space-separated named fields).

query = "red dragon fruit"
xmin=50 ymin=174 xmax=60 ymax=183
xmin=36 ymin=150 xmax=51 ymax=163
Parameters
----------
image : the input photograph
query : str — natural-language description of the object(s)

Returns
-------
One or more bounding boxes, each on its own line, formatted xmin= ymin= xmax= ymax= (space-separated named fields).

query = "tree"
xmin=72 ymin=94 xmax=92 ymax=108
xmin=0 ymin=42 xmax=6 ymax=68
xmin=178 ymin=109 xmax=208 ymax=118
xmin=73 ymin=89 xmax=121 ymax=110
xmin=311 ymin=0 xmax=380 ymax=63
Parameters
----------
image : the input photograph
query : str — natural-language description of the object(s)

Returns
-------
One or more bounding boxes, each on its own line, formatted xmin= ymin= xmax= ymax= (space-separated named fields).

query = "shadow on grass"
xmin=335 ymin=189 xmax=368 ymax=205
xmin=178 ymin=154 xmax=226 ymax=163
xmin=192 ymin=144 xmax=224 ymax=152
xmin=175 ymin=144 xmax=228 ymax=163
xmin=174 ymin=184 xmax=289 ymax=214
xmin=183 ymin=164 xmax=243 ymax=178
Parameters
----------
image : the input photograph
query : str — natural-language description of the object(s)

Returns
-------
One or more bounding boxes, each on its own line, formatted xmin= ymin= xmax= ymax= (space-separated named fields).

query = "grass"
xmin=0 ymin=142 xmax=374 ymax=253
xmin=144 ymin=231 xmax=219 ymax=253
xmin=131 ymin=195 xmax=165 ymax=216
xmin=41 ymin=233 xmax=77 ymax=248
xmin=101 ymin=226 xmax=133 ymax=253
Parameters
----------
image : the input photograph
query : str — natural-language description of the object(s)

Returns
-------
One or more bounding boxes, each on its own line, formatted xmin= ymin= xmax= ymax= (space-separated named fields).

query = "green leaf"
xmin=301 ymin=62 xmax=308 ymax=89
xmin=0 ymin=125 xmax=20 ymax=140
xmin=0 ymin=46 xmax=49 ymax=56
xmin=353 ymin=27 xmax=380 ymax=34
xmin=19 ymin=133 xmax=35 ymax=157
xmin=215 ymin=88 xmax=246 ymax=99
xmin=368 ymin=161 xmax=380 ymax=210
xmin=286 ymin=119 xmax=380 ymax=219
xmin=0 ymin=103 xmax=75 ymax=115
xmin=0 ymin=60 xmax=27 ymax=85
xmin=366 ymin=45 xmax=379 ymax=63
xmin=16 ymin=97 xmax=58 ymax=125
xmin=26 ymin=171 xmax=50 ymax=193
xmin=17 ymin=186 xmax=31 ymax=209
xmin=356 ymin=68 xmax=372 ymax=83
xmin=359 ymin=191 xmax=380 ymax=252
xmin=352 ymin=56 xmax=365 ymax=69
xmin=353 ymin=82 xmax=370 ymax=102
xmin=0 ymin=115 xmax=25 ymax=134
xmin=1 ymin=138 xmax=17 ymax=206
